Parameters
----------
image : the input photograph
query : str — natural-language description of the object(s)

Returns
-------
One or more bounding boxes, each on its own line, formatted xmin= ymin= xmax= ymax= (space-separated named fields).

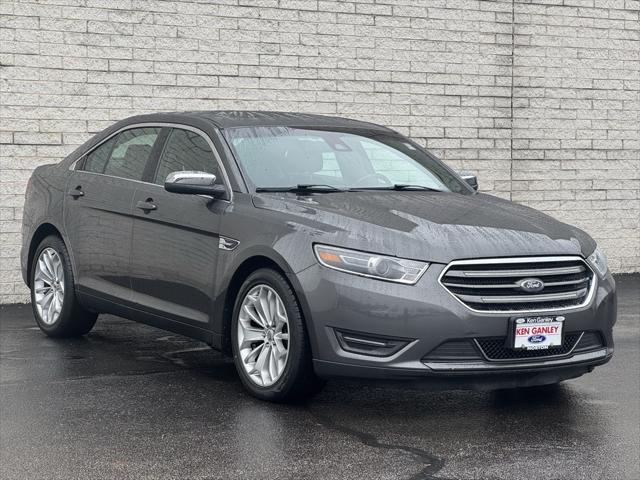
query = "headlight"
xmin=587 ymin=246 xmax=608 ymax=278
xmin=313 ymin=244 xmax=429 ymax=284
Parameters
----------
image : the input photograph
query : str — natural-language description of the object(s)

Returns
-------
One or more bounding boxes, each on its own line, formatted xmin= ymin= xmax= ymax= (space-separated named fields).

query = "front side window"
xmin=82 ymin=127 xmax=160 ymax=181
xmin=224 ymin=126 xmax=469 ymax=194
xmin=154 ymin=128 xmax=219 ymax=185
xmin=83 ymin=137 xmax=116 ymax=174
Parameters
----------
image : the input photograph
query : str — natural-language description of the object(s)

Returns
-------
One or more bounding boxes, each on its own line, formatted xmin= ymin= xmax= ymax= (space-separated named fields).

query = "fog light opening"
xmin=334 ymin=329 xmax=411 ymax=357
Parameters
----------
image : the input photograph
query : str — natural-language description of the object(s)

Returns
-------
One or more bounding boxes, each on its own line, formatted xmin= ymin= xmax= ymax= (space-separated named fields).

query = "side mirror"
xmin=164 ymin=171 xmax=227 ymax=198
xmin=459 ymin=171 xmax=478 ymax=191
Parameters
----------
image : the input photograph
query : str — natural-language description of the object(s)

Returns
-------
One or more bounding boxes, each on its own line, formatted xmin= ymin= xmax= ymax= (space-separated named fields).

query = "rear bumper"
xmin=296 ymin=262 xmax=616 ymax=386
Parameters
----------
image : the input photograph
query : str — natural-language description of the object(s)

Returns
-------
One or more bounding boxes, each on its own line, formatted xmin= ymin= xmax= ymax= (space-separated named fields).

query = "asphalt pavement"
xmin=1 ymin=275 xmax=638 ymax=480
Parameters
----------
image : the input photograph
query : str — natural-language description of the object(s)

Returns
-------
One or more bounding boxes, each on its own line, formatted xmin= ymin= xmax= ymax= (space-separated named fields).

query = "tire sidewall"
xmin=30 ymin=236 xmax=75 ymax=334
xmin=231 ymin=269 xmax=307 ymax=400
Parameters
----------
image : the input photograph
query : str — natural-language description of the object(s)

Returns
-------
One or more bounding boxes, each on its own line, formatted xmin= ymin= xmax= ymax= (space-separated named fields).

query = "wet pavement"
xmin=1 ymin=275 xmax=638 ymax=480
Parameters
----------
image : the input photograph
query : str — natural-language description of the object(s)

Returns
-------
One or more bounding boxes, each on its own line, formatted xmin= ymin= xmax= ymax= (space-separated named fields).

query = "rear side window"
xmin=83 ymin=127 xmax=160 ymax=181
xmin=154 ymin=128 xmax=219 ymax=185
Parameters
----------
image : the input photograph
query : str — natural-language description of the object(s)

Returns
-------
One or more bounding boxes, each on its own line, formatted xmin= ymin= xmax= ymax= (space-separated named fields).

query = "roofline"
xmin=114 ymin=110 xmax=398 ymax=133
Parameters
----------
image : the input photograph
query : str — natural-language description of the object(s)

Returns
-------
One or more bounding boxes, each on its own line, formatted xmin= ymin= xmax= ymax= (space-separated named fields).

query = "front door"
xmin=129 ymin=127 xmax=229 ymax=327
xmin=63 ymin=127 xmax=162 ymax=303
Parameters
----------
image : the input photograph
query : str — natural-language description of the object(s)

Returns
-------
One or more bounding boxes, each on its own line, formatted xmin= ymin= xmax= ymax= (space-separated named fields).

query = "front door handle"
xmin=136 ymin=199 xmax=157 ymax=212
xmin=67 ymin=186 xmax=84 ymax=199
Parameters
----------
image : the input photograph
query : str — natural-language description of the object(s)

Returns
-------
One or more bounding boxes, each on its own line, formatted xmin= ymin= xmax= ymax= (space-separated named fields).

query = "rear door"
xmin=129 ymin=126 xmax=229 ymax=327
xmin=64 ymin=127 xmax=162 ymax=303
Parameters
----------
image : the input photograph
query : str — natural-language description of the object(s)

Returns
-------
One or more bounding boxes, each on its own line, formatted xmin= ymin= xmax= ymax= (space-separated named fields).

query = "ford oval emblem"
xmin=528 ymin=335 xmax=546 ymax=343
xmin=519 ymin=277 xmax=544 ymax=293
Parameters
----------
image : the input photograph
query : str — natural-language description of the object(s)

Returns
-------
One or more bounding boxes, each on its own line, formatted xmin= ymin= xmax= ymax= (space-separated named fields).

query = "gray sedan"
xmin=21 ymin=111 xmax=616 ymax=401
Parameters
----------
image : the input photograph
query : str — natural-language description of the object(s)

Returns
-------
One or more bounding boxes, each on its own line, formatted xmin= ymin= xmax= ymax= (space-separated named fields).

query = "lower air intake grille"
xmin=476 ymin=333 xmax=583 ymax=361
xmin=423 ymin=332 xmax=605 ymax=364
xmin=422 ymin=340 xmax=482 ymax=361
xmin=440 ymin=256 xmax=595 ymax=312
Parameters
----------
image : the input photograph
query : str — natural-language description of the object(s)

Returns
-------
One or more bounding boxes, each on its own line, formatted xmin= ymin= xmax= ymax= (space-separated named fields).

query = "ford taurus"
xmin=21 ymin=111 xmax=616 ymax=401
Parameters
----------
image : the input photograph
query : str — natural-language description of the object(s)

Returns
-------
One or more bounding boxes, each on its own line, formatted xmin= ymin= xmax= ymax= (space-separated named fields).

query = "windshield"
xmin=224 ymin=126 xmax=471 ymax=194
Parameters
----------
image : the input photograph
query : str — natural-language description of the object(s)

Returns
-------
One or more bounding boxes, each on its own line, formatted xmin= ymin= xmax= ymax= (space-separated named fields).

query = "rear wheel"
xmin=30 ymin=235 xmax=97 ymax=337
xmin=231 ymin=268 xmax=323 ymax=402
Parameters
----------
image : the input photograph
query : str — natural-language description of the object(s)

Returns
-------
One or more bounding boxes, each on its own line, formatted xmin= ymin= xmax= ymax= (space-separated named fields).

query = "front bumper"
xmin=295 ymin=262 xmax=616 ymax=387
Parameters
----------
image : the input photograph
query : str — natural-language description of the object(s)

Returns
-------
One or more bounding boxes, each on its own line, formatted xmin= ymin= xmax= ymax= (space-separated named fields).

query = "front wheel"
xmin=231 ymin=268 xmax=323 ymax=402
xmin=30 ymin=235 xmax=97 ymax=337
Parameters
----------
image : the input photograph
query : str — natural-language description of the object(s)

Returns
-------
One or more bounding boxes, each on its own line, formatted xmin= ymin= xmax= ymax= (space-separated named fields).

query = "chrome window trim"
xmin=437 ymin=255 xmax=597 ymax=315
xmin=68 ymin=122 xmax=234 ymax=202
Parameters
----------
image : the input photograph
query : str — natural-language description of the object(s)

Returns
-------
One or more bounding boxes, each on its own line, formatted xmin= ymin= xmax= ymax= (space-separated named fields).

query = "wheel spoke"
xmin=253 ymin=343 xmax=270 ymax=381
xmin=239 ymin=326 xmax=264 ymax=348
xmin=275 ymin=301 xmax=287 ymax=328
xmin=43 ymin=250 xmax=56 ymax=279
xmin=48 ymin=292 xmax=56 ymax=323
xmin=273 ymin=337 xmax=287 ymax=356
xmin=54 ymin=258 xmax=64 ymax=282
xmin=37 ymin=258 xmax=54 ymax=283
xmin=244 ymin=342 xmax=264 ymax=364
xmin=53 ymin=294 xmax=60 ymax=315
xmin=243 ymin=304 xmax=264 ymax=328
xmin=252 ymin=291 xmax=271 ymax=327
xmin=258 ymin=288 xmax=273 ymax=327
xmin=268 ymin=347 xmax=278 ymax=380
xmin=56 ymin=291 xmax=64 ymax=313
xmin=40 ymin=291 xmax=52 ymax=324
xmin=267 ymin=289 xmax=276 ymax=324
xmin=41 ymin=291 xmax=53 ymax=310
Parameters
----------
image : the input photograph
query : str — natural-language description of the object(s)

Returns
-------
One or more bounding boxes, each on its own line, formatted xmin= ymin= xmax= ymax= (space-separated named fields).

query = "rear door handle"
xmin=136 ymin=199 xmax=157 ymax=212
xmin=67 ymin=186 xmax=84 ymax=199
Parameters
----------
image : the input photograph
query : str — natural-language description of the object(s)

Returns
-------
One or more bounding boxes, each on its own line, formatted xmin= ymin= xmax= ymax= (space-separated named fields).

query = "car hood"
xmin=252 ymin=191 xmax=596 ymax=264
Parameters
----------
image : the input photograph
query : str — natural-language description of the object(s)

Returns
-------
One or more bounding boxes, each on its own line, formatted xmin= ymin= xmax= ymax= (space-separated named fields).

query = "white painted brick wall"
xmin=1 ymin=0 xmax=638 ymax=303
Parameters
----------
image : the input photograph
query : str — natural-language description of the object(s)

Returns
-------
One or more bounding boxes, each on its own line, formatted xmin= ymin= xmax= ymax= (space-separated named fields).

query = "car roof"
xmin=121 ymin=110 xmax=396 ymax=132
xmin=60 ymin=110 xmax=398 ymax=171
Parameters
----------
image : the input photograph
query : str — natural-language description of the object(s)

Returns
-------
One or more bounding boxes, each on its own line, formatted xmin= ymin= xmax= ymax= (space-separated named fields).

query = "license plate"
xmin=512 ymin=316 xmax=564 ymax=350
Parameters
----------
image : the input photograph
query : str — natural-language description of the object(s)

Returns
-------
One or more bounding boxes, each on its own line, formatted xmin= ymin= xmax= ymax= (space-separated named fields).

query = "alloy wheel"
xmin=237 ymin=284 xmax=290 ymax=387
xmin=34 ymin=247 xmax=65 ymax=325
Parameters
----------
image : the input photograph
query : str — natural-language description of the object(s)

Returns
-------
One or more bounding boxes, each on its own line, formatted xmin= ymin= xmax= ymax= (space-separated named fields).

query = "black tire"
xmin=231 ymin=268 xmax=323 ymax=402
xmin=30 ymin=235 xmax=97 ymax=337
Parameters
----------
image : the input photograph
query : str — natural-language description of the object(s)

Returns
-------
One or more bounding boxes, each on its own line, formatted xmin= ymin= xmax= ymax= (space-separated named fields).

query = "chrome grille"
xmin=439 ymin=256 xmax=595 ymax=313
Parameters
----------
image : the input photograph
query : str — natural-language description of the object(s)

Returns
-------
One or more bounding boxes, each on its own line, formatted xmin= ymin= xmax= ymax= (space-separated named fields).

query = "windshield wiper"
xmin=255 ymin=184 xmax=346 ymax=193
xmin=392 ymin=184 xmax=442 ymax=191
xmin=353 ymin=184 xmax=443 ymax=192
